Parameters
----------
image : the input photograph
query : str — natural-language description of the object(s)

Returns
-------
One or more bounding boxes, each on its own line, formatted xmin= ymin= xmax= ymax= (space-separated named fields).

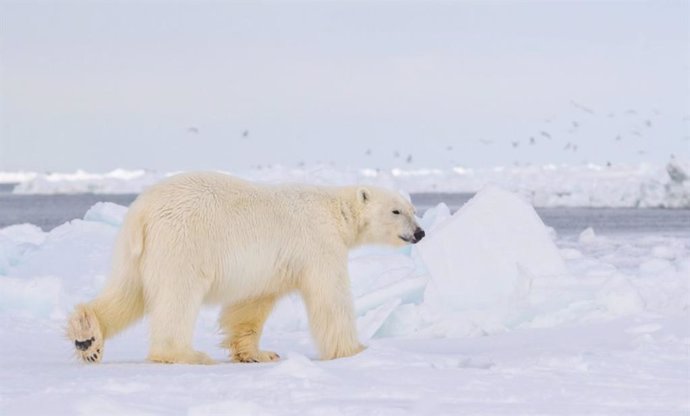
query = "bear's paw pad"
xmin=67 ymin=306 xmax=104 ymax=364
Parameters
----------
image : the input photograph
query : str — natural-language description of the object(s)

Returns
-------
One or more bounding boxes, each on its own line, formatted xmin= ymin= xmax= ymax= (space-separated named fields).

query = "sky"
xmin=0 ymin=1 xmax=688 ymax=173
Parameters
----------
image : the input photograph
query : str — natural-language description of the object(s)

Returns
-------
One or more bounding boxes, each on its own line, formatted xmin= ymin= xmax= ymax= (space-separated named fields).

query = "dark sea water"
xmin=1 ymin=189 xmax=689 ymax=236
xmin=0 ymin=193 xmax=137 ymax=231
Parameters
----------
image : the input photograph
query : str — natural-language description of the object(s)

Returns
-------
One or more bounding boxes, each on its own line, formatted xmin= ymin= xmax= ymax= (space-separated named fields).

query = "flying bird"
xmin=186 ymin=127 xmax=199 ymax=134
xmin=242 ymin=130 xmax=249 ymax=138
xmin=570 ymin=100 xmax=595 ymax=115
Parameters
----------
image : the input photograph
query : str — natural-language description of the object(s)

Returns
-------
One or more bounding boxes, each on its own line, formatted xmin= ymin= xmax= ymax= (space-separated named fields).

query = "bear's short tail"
xmin=66 ymin=204 xmax=147 ymax=363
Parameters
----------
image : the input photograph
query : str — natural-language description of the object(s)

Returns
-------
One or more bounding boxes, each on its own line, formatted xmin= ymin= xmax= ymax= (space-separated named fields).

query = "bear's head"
xmin=354 ymin=187 xmax=425 ymax=248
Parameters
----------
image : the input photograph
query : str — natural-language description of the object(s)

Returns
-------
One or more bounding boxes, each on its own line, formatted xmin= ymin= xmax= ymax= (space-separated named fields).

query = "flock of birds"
xmin=498 ymin=100 xmax=665 ymax=157
xmin=182 ymin=100 xmax=688 ymax=167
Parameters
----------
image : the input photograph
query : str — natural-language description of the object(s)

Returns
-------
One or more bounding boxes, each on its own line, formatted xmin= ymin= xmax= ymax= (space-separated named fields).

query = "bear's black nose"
xmin=413 ymin=228 xmax=425 ymax=242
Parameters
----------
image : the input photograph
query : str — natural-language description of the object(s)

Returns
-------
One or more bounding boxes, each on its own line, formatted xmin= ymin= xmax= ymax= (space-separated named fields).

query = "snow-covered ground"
xmin=0 ymin=187 xmax=688 ymax=415
xmin=2 ymin=160 xmax=689 ymax=208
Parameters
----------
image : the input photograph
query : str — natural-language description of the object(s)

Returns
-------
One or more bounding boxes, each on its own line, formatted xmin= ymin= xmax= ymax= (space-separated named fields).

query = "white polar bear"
xmin=67 ymin=172 xmax=424 ymax=364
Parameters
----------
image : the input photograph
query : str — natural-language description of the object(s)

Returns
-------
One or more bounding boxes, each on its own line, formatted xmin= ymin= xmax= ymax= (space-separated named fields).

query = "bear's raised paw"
xmin=66 ymin=304 xmax=104 ymax=364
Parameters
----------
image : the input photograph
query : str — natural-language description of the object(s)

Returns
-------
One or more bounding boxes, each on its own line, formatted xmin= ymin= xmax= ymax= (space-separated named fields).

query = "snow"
xmin=4 ymin=159 xmax=690 ymax=208
xmin=417 ymin=185 xmax=566 ymax=311
xmin=1 ymin=190 xmax=689 ymax=414
xmin=8 ymin=169 xmax=166 ymax=195
xmin=0 ymin=171 xmax=38 ymax=185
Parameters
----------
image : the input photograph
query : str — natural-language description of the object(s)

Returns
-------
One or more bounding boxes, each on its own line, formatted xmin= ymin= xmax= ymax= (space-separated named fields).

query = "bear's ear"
xmin=357 ymin=187 xmax=370 ymax=204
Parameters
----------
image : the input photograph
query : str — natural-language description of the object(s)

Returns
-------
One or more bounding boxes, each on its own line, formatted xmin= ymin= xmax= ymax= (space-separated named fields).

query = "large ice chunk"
xmin=0 ymin=224 xmax=46 ymax=275
xmin=83 ymin=202 xmax=128 ymax=227
xmin=0 ymin=276 xmax=65 ymax=319
xmin=416 ymin=185 xmax=566 ymax=311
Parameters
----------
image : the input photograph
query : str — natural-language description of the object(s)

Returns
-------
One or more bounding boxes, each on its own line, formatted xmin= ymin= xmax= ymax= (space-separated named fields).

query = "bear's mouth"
xmin=400 ymin=230 xmax=425 ymax=244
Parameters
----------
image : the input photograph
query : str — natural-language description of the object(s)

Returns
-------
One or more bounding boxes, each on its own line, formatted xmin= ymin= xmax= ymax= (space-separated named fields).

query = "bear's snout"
xmin=412 ymin=228 xmax=425 ymax=243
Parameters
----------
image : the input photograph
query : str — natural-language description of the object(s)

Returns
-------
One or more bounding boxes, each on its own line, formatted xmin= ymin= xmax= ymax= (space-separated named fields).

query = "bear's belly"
xmin=203 ymin=254 xmax=301 ymax=305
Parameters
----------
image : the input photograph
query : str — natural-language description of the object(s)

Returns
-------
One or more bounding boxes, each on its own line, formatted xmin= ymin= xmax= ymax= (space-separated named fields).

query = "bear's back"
xmin=131 ymin=172 xmax=346 ymax=245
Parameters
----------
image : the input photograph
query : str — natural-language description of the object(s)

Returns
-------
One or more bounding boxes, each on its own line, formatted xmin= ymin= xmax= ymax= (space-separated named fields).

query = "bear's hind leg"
xmin=66 ymin=269 xmax=144 ymax=364
xmin=220 ymin=295 xmax=280 ymax=363
xmin=145 ymin=277 xmax=215 ymax=365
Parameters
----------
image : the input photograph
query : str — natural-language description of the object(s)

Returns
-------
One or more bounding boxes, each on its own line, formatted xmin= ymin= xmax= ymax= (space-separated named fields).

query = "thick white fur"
xmin=67 ymin=172 xmax=421 ymax=364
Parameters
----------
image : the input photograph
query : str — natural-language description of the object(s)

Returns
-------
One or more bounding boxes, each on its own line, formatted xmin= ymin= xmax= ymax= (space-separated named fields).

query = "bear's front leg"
xmin=301 ymin=263 xmax=364 ymax=360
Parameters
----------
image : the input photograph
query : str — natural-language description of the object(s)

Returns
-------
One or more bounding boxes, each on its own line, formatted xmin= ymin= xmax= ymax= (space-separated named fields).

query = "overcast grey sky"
xmin=1 ymin=1 xmax=688 ymax=172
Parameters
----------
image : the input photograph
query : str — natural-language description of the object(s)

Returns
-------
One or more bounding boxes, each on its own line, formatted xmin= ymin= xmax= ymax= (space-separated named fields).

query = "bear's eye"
xmin=392 ymin=210 xmax=401 ymax=215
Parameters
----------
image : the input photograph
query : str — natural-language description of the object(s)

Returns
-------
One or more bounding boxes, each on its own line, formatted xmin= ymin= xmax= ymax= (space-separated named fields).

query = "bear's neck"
xmin=336 ymin=187 xmax=366 ymax=248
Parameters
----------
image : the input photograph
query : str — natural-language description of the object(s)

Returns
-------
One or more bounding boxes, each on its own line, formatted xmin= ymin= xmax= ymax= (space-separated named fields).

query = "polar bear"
xmin=67 ymin=172 xmax=424 ymax=364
